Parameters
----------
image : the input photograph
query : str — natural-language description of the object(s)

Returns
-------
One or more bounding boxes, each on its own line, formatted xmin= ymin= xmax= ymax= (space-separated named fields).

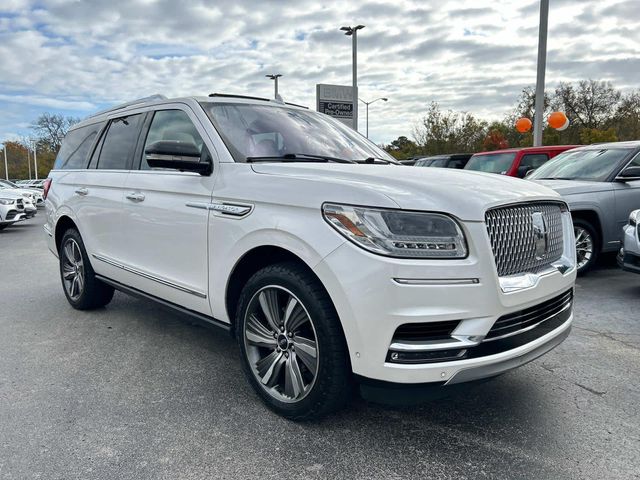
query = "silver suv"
xmin=530 ymin=141 xmax=640 ymax=274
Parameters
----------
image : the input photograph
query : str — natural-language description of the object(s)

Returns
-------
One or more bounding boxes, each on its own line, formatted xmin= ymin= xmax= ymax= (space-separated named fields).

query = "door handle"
xmin=74 ymin=187 xmax=89 ymax=196
xmin=126 ymin=192 xmax=145 ymax=202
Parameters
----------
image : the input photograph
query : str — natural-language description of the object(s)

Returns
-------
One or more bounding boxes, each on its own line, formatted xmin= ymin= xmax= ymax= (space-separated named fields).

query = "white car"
xmin=618 ymin=209 xmax=640 ymax=274
xmin=0 ymin=179 xmax=44 ymax=207
xmin=0 ymin=192 xmax=27 ymax=230
xmin=44 ymin=94 xmax=577 ymax=419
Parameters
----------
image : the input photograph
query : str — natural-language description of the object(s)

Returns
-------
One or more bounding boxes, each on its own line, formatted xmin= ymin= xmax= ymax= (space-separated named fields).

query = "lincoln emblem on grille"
xmin=531 ymin=212 xmax=548 ymax=260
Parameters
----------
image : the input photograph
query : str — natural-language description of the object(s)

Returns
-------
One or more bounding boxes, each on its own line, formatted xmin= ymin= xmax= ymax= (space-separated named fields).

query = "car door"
xmin=73 ymin=114 xmax=145 ymax=280
xmin=119 ymin=106 xmax=215 ymax=315
xmin=612 ymin=152 xmax=640 ymax=240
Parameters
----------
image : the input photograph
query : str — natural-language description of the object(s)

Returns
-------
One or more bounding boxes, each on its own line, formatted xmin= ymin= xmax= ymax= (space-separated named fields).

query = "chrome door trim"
xmin=92 ymin=253 xmax=207 ymax=298
xmin=186 ymin=200 xmax=253 ymax=217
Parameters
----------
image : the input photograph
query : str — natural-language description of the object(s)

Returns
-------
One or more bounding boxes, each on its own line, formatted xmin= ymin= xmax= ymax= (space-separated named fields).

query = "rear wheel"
xmin=574 ymin=219 xmax=599 ymax=275
xmin=0 ymin=224 xmax=7 ymax=231
xmin=59 ymin=228 xmax=114 ymax=310
xmin=236 ymin=262 xmax=351 ymax=420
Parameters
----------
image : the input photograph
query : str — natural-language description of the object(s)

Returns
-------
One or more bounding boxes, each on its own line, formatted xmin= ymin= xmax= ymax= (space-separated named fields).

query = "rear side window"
xmin=97 ymin=114 xmax=144 ymax=170
xmin=141 ymin=109 xmax=205 ymax=170
xmin=54 ymin=123 xmax=103 ymax=170
xmin=520 ymin=154 xmax=549 ymax=169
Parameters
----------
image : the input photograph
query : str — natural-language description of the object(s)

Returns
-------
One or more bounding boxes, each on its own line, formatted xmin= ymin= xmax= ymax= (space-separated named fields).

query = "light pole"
xmin=33 ymin=142 xmax=38 ymax=180
xmin=359 ymin=97 xmax=388 ymax=138
xmin=1 ymin=144 xmax=7 ymax=180
xmin=340 ymin=24 xmax=365 ymax=131
xmin=265 ymin=74 xmax=282 ymax=99
xmin=533 ymin=0 xmax=549 ymax=146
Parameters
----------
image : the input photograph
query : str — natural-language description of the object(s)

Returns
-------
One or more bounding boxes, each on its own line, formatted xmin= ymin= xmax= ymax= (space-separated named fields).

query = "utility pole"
xmin=533 ymin=0 xmax=549 ymax=146
xmin=27 ymin=148 xmax=31 ymax=180
xmin=265 ymin=74 xmax=282 ymax=99
xmin=2 ymin=144 xmax=7 ymax=180
xmin=359 ymin=97 xmax=388 ymax=138
xmin=33 ymin=143 xmax=38 ymax=180
xmin=340 ymin=25 xmax=365 ymax=131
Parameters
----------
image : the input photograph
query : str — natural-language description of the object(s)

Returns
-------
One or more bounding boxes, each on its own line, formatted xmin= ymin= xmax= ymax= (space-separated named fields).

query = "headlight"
xmin=322 ymin=203 xmax=468 ymax=258
xmin=630 ymin=210 xmax=639 ymax=226
xmin=0 ymin=198 xmax=15 ymax=205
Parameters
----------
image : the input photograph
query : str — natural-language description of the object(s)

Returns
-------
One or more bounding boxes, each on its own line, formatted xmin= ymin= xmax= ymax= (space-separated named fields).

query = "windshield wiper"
xmin=536 ymin=177 xmax=574 ymax=180
xmin=246 ymin=153 xmax=356 ymax=164
xmin=358 ymin=156 xmax=401 ymax=165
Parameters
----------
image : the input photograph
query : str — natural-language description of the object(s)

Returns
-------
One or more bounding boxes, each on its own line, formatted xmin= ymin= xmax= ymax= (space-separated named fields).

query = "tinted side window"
xmin=520 ymin=154 xmax=549 ymax=169
xmin=97 ymin=114 xmax=144 ymax=170
xmin=141 ymin=110 xmax=204 ymax=170
xmin=54 ymin=122 xmax=103 ymax=170
xmin=448 ymin=159 xmax=466 ymax=169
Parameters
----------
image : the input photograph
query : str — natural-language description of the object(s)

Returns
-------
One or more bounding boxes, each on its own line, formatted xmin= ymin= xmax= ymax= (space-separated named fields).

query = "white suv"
xmin=44 ymin=94 xmax=576 ymax=419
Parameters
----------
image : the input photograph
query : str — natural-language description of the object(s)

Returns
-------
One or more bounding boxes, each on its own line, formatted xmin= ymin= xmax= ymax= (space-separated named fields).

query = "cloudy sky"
xmin=0 ymin=0 xmax=638 ymax=145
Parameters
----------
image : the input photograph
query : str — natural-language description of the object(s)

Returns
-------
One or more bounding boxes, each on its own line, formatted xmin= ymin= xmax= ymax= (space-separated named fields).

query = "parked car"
xmin=16 ymin=179 xmax=46 ymax=189
xmin=414 ymin=154 xmax=472 ymax=169
xmin=0 ymin=192 xmax=27 ymax=230
xmin=465 ymin=145 xmax=578 ymax=178
xmin=45 ymin=94 xmax=576 ymax=419
xmin=617 ymin=210 xmax=640 ymax=274
xmin=528 ymin=141 xmax=640 ymax=274
xmin=0 ymin=179 xmax=44 ymax=207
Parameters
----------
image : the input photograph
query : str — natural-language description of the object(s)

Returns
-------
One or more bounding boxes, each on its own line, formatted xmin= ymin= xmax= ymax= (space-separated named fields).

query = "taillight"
xmin=43 ymin=178 xmax=52 ymax=200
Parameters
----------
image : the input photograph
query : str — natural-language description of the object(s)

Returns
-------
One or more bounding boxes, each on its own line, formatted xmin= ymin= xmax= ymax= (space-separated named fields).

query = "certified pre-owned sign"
xmin=316 ymin=84 xmax=355 ymax=128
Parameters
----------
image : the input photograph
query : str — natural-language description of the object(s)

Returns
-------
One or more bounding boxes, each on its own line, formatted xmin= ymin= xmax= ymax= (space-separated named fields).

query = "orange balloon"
xmin=515 ymin=117 xmax=532 ymax=133
xmin=548 ymin=111 xmax=568 ymax=130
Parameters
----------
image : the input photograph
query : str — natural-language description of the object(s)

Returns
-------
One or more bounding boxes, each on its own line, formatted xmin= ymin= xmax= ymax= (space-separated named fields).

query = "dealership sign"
xmin=316 ymin=84 xmax=356 ymax=128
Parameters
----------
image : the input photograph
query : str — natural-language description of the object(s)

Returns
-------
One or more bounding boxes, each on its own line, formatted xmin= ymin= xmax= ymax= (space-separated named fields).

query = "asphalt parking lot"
xmin=1 ymin=216 xmax=639 ymax=480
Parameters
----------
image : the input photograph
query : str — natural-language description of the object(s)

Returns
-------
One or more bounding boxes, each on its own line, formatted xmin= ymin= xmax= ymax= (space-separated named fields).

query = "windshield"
xmin=200 ymin=102 xmax=396 ymax=163
xmin=529 ymin=148 xmax=631 ymax=181
xmin=464 ymin=153 xmax=516 ymax=174
xmin=0 ymin=179 xmax=18 ymax=188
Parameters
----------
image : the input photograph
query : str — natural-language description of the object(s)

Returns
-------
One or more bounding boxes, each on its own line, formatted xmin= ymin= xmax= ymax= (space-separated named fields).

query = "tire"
xmin=236 ymin=262 xmax=352 ymax=420
xmin=573 ymin=219 xmax=600 ymax=275
xmin=59 ymin=228 xmax=114 ymax=310
xmin=0 ymin=224 xmax=7 ymax=231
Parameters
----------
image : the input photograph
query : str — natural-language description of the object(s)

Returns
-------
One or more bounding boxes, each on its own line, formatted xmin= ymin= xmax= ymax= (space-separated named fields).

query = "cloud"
xmin=0 ymin=0 xmax=638 ymax=145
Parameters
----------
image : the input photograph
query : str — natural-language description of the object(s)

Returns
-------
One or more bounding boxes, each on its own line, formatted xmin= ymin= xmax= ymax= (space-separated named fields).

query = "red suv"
xmin=464 ymin=145 xmax=579 ymax=178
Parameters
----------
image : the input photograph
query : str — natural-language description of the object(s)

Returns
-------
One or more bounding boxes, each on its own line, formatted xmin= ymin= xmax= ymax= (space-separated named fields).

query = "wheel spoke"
xmin=575 ymin=229 xmax=584 ymax=243
xmin=246 ymin=314 xmax=277 ymax=348
xmin=64 ymin=242 xmax=74 ymax=263
xmin=282 ymin=296 xmax=298 ymax=330
xmin=256 ymin=350 xmax=285 ymax=387
xmin=62 ymin=265 xmax=75 ymax=279
xmin=72 ymin=241 xmax=81 ymax=263
xmin=284 ymin=353 xmax=305 ymax=398
xmin=76 ymin=270 xmax=84 ymax=293
xmin=259 ymin=290 xmax=282 ymax=332
xmin=293 ymin=335 xmax=317 ymax=375
xmin=286 ymin=306 xmax=309 ymax=334
xmin=70 ymin=277 xmax=78 ymax=297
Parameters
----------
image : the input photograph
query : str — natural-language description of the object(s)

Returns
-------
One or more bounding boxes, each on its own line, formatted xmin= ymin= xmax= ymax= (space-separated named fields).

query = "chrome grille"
xmin=485 ymin=202 xmax=564 ymax=276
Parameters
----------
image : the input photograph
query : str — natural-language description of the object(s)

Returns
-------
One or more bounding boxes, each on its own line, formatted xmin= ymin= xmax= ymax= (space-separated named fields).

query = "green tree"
xmin=384 ymin=136 xmax=420 ymax=159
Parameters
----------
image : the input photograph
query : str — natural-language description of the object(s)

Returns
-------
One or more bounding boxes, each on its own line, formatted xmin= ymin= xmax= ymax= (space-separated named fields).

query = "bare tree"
xmin=553 ymin=80 xmax=621 ymax=129
xmin=30 ymin=113 xmax=79 ymax=152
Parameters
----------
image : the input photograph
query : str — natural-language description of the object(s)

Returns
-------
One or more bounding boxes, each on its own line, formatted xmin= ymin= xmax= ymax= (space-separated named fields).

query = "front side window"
xmin=520 ymin=154 xmax=549 ymax=169
xmin=464 ymin=153 xmax=516 ymax=174
xmin=97 ymin=114 xmax=144 ymax=170
xmin=529 ymin=148 xmax=633 ymax=181
xmin=200 ymin=102 xmax=396 ymax=163
xmin=141 ymin=109 xmax=206 ymax=169
xmin=54 ymin=122 xmax=104 ymax=170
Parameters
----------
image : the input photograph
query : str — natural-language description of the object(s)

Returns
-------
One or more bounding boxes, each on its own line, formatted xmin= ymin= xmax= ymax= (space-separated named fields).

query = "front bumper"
xmin=313 ymin=220 xmax=576 ymax=385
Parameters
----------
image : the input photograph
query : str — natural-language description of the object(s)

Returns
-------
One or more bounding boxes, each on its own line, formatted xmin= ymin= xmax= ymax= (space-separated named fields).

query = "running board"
xmin=95 ymin=274 xmax=231 ymax=334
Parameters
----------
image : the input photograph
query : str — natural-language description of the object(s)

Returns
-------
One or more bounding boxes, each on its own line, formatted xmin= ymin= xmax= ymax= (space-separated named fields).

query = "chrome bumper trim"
xmin=393 ymin=278 xmax=480 ymax=286
xmin=390 ymin=334 xmax=485 ymax=352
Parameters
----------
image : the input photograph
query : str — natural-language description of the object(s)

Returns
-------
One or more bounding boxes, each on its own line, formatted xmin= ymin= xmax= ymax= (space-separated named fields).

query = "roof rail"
xmin=208 ymin=93 xmax=308 ymax=109
xmin=209 ymin=93 xmax=270 ymax=102
xmin=88 ymin=94 xmax=167 ymax=119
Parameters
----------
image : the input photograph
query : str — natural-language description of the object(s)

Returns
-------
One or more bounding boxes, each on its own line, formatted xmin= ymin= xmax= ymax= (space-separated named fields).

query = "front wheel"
xmin=574 ymin=219 xmax=599 ymax=275
xmin=236 ymin=262 xmax=351 ymax=420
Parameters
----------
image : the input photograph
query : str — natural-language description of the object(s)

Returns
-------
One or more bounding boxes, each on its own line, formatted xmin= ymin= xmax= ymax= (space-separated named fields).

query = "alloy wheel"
xmin=574 ymin=226 xmax=594 ymax=271
xmin=62 ymin=238 xmax=85 ymax=301
xmin=243 ymin=286 xmax=319 ymax=403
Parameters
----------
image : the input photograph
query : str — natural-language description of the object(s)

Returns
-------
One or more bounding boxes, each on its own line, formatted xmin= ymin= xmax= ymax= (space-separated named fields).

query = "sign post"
xmin=316 ymin=84 xmax=356 ymax=129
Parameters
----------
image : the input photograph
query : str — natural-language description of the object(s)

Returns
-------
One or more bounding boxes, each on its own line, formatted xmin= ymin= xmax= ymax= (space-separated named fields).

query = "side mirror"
xmin=145 ymin=141 xmax=212 ymax=175
xmin=524 ymin=168 xmax=536 ymax=179
xmin=516 ymin=166 xmax=533 ymax=178
xmin=615 ymin=166 xmax=640 ymax=182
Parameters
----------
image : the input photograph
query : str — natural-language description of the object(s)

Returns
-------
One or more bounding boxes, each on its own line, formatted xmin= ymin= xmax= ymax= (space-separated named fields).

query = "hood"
xmin=251 ymin=163 xmax=563 ymax=221
xmin=533 ymin=179 xmax=613 ymax=196
xmin=0 ymin=190 xmax=24 ymax=200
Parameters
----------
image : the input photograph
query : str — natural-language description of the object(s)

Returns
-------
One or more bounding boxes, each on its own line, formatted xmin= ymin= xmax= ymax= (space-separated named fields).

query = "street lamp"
xmin=265 ymin=74 xmax=282 ymax=100
xmin=359 ymin=97 xmax=388 ymax=139
xmin=340 ymin=24 xmax=365 ymax=131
